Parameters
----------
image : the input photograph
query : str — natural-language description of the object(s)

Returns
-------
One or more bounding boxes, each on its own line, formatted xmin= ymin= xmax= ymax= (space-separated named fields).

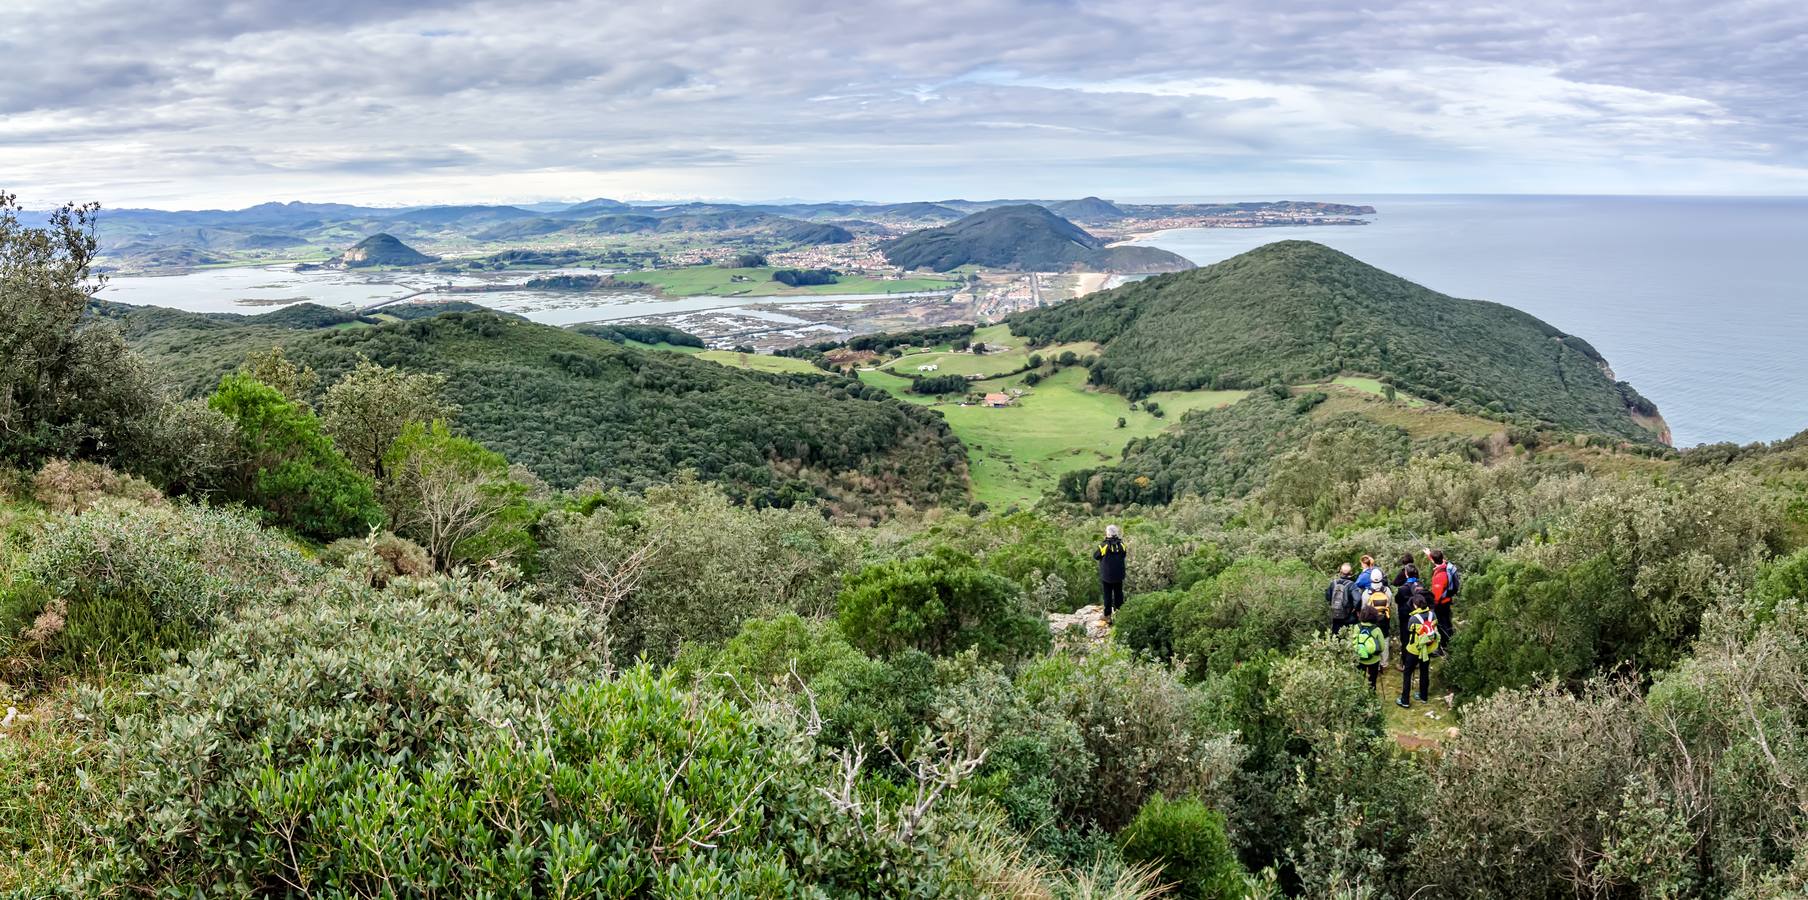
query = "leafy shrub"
xmin=1170 ymin=558 xmax=1322 ymax=680
xmin=1113 ymin=589 xmax=1182 ymax=660
xmin=1118 ymin=795 xmax=1245 ymax=899
xmin=0 ymin=501 xmax=319 ymax=682
xmin=1442 ymin=558 xmax=1603 ymax=697
xmin=79 ymin=574 xmax=611 ymax=891
xmin=1755 ymin=546 xmax=1808 ymax=620
xmin=1019 ymin=646 xmax=1242 ymax=832
xmin=319 ymin=530 xmax=434 ymax=586
xmin=932 ymin=653 xmax=1088 ymax=844
xmin=28 ymin=458 xmax=162 ymax=514
xmin=837 ymin=547 xmax=1050 ymax=663
xmin=208 ymin=374 xmax=382 ymax=538
xmin=539 ymin=477 xmax=856 ymax=663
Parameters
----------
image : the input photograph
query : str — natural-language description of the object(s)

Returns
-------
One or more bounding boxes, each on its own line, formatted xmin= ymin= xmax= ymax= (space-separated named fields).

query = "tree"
xmin=238 ymin=346 xmax=318 ymax=405
xmin=208 ymin=374 xmax=381 ymax=539
xmin=381 ymin=420 xmax=526 ymax=568
xmin=0 ymin=195 xmax=159 ymax=466
xmin=1117 ymin=417 xmax=1128 ymax=429
xmin=321 ymin=358 xmax=457 ymax=480
xmin=1383 ymin=384 xmax=1398 ymax=402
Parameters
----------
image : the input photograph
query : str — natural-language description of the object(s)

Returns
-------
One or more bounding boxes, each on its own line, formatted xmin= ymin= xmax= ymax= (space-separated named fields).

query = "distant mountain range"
xmin=878 ymin=205 xmax=1194 ymax=274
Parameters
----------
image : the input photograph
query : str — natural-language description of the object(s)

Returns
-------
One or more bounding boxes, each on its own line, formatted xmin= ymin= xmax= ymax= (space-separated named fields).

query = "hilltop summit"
xmin=878 ymin=205 xmax=1192 ymax=274
xmin=339 ymin=233 xmax=436 ymax=268
xmin=1009 ymin=240 xmax=1665 ymax=442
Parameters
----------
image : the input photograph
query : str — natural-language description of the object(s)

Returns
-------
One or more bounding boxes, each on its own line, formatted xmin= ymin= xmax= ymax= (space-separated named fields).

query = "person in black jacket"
xmin=1327 ymin=563 xmax=1358 ymax=635
xmin=1396 ymin=565 xmax=1428 ymax=667
xmin=1094 ymin=525 xmax=1128 ymax=623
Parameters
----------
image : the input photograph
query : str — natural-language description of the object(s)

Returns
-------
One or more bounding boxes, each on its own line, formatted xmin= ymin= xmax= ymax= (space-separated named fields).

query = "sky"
xmin=4 ymin=0 xmax=1806 ymax=208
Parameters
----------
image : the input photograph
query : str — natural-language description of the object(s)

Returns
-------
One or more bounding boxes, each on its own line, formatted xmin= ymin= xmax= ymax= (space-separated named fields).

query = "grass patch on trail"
xmin=859 ymin=363 xmax=1247 ymax=508
xmin=616 ymin=266 xmax=957 ymax=297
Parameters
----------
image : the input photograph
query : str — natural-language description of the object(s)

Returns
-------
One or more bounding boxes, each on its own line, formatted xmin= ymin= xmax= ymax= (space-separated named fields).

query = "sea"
xmin=1133 ymin=195 xmax=1808 ymax=448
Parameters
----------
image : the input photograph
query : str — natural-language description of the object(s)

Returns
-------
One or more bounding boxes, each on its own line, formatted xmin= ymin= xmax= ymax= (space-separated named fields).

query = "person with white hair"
xmin=1094 ymin=524 xmax=1129 ymax=624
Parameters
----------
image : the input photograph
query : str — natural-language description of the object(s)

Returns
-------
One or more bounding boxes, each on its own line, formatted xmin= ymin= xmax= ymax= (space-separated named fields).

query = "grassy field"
xmin=1310 ymin=390 xmax=1504 ymax=441
xmin=860 ymin=362 xmax=1247 ymax=508
xmin=631 ymin=340 xmax=825 ymax=375
xmin=694 ymin=350 xmax=823 ymax=375
xmin=884 ymin=324 xmax=1097 ymax=378
xmin=616 ymin=266 xmax=958 ymax=298
xmin=1326 ymin=375 xmax=1426 ymax=408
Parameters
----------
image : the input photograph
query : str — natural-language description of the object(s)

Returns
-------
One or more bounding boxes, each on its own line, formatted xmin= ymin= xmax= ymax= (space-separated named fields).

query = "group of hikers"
xmin=1327 ymin=550 xmax=1459 ymax=708
xmin=1093 ymin=527 xmax=1458 ymax=710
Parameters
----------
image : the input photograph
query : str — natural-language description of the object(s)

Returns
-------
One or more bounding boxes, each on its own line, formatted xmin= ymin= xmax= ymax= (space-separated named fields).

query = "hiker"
xmin=1398 ymin=586 xmax=1440 ymax=708
xmin=1327 ymin=563 xmax=1358 ymax=634
xmin=1426 ymin=548 xmax=1459 ymax=652
xmin=1095 ymin=525 xmax=1128 ymax=624
xmin=1360 ymin=572 xmax=1393 ymax=668
xmin=1354 ymin=555 xmax=1382 ymax=592
xmin=1396 ymin=564 xmax=1428 ymax=663
xmin=1352 ymin=604 xmax=1385 ymax=691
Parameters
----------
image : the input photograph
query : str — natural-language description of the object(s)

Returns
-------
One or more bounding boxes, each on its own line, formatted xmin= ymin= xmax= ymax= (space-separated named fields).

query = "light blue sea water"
xmin=1135 ymin=195 xmax=1808 ymax=447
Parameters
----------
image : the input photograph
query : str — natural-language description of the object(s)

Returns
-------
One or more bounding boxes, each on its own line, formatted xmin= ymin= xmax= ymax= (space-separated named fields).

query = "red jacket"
xmin=1430 ymin=564 xmax=1452 ymax=605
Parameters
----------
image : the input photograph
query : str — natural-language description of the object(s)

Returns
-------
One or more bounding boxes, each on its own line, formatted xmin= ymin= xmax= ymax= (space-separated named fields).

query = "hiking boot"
xmin=1395 ymin=697 xmax=1411 ymax=709
xmin=1416 ymin=692 xmax=1429 ymax=703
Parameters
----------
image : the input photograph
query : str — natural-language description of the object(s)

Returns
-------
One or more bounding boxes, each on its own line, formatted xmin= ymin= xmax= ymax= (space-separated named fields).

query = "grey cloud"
xmin=2 ymin=0 xmax=1804 ymax=204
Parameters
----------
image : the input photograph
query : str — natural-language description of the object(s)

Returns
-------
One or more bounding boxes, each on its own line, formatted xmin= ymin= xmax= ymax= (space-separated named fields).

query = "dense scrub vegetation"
xmin=1009 ymin=240 xmax=1659 ymax=441
xmin=9 ymin=200 xmax=1808 ymax=897
xmin=111 ymin=303 xmax=967 ymax=517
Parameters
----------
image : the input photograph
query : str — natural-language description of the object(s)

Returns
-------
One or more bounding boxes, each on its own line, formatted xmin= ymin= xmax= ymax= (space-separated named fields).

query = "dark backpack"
xmin=1329 ymin=575 xmax=1355 ymax=620
xmin=1443 ymin=561 xmax=1461 ymax=598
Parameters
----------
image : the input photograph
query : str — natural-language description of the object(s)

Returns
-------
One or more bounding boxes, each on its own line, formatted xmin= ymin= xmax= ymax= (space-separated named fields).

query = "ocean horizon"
xmin=1137 ymin=194 xmax=1808 ymax=448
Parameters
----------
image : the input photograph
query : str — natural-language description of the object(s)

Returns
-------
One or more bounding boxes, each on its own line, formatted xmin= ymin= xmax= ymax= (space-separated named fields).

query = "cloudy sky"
xmin=4 ymin=0 xmax=1805 ymax=208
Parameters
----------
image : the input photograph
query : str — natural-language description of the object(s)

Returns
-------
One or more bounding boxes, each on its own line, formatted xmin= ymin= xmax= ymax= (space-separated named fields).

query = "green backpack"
xmin=1408 ymin=609 xmax=1441 ymax=658
xmin=1351 ymin=623 xmax=1383 ymax=665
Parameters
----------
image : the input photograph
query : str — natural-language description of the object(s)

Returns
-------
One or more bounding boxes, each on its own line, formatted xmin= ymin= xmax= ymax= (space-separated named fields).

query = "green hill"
xmin=1048 ymin=196 xmax=1126 ymax=221
xmin=1008 ymin=240 xmax=1662 ymax=442
xmin=878 ymin=205 xmax=1193 ymax=273
xmin=115 ymin=306 xmax=967 ymax=516
xmin=339 ymin=233 xmax=435 ymax=267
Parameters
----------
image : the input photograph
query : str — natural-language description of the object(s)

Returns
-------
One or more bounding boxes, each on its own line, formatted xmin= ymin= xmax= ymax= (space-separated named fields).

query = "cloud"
xmin=1 ymin=0 xmax=1804 ymax=205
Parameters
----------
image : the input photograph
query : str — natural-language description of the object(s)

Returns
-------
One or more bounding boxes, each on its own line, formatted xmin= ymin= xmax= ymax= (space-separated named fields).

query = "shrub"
xmin=1119 ymin=795 xmax=1245 ymax=899
xmin=1019 ymin=646 xmax=1242 ymax=832
xmin=1170 ymin=558 xmax=1322 ymax=680
xmin=933 ymin=653 xmax=1088 ymax=844
xmin=1113 ymin=589 xmax=1182 ymax=660
xmin=319 ymin=530 xmax=434 ymax=586
xmin=79 ymin=574 xmax=611 ymax=891
xmin=539 ymin=477 xmax=856 ymax=663
xmin=0 ymin=501 xmax=320 ymax=683
xmin=29 ymin=458 xmax=162 ymax=514
xmin=1755 ymin=546 xmax=1808 ymax=620
xmin=1442 ymin=558 xmax=1602 ymax=697
xmin=837 ymin=547 xmax=1050 ymax=663
xmin=208 ymin=374 xmax=382 ymax=539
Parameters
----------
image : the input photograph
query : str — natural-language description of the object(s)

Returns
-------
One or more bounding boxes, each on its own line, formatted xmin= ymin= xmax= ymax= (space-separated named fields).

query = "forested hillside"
xmin=1008 ymin=240 xmax=1661 ymax=442
xmin=112 ymin=304 xmax=966 ymax=516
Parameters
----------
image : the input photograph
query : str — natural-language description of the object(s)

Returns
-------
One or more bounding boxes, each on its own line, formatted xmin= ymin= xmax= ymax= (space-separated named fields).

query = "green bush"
xmin=208 ymin=374 xmax=382 ymax=538
xmin=1113 ymin=588 xmax=1182 ymax=660
xmin=539 ymin=477 xmax=856 ymax=663
xmin=1019 ymin=646 xmax=1242 ymax=832
xmin=1119 ymin=795 xmax=1245 ymax=899
xmin=319 ymin=530 xmax=434 ymax=586
xmin=1755 ymin=546 xmax=1808 ymax=620
xmin=78 ymin=574 xmax=611 ymax=891
xmin=837 ymin=547 xmax=1050 ymax=663
xmin=1170 ymin=557 xmax=1323 ymax=680
xmin=0 ymin=501 xmax=320 ymax=683
xmin=1443 ymin=559 xmax=1602 ymax=698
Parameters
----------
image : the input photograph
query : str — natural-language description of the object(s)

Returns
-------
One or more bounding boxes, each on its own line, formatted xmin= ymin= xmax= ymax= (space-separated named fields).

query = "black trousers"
xmin=1101 ymin=581 xmax=1125 ymax=617
xmin=1435 ymin=602 xmax=1455 ymax=646
xmin=1363 ymin=662 xmax=1380 ymax=691
xmin=1401 ymin=654 xmax=1430 ymax=702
